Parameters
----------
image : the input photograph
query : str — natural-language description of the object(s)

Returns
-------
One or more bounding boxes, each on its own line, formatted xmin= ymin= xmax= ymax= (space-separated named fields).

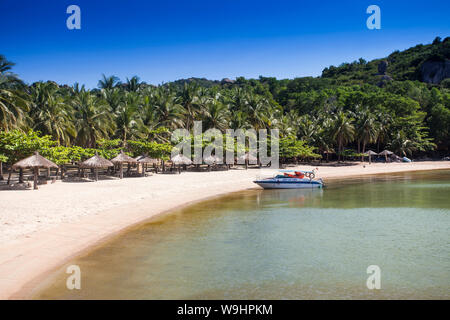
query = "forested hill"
xmin=169 ymin=36 xmax=450 ymax=89
xmin=321 ymin=36 xmax=450 ymax=86
xmin=0 ymin=37 xmax=449 ymax=166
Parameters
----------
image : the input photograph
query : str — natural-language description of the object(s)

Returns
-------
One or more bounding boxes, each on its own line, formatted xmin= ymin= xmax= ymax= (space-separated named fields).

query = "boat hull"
xmin=254 ymin=179 xmax=323 ymax=189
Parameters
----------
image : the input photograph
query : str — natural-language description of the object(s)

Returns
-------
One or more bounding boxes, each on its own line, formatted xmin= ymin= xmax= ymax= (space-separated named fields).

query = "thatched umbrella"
xmin=79 ymin=152 xmax=113 ymax=181
xmin=379 ymin=150 xmax=393 ymax=162
xmin=204 ymin=155 xmax=222 ymax=171
xmin=364 ymin=150 xmax=378 ymax=164
xmin=135 ymin=155 xmax=158 ymax=176
xmin=171 ymin=154 xmax=192 ymax=173
xmin=12 ymin=152 xmax=58 ymax=190
xmin=111 ymin=150 xmax=138 ymax=179
xmin=238 ymin=152 xmax=257 ymax=169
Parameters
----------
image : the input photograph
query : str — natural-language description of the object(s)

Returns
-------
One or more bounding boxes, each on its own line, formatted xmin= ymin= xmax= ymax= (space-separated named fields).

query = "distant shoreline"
xmin=1 ymin=161 xmax=449 ymax=299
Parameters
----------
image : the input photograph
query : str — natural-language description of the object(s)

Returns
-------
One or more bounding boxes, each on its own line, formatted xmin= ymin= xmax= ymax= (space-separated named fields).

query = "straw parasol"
xmin=379 ymin=150 xmax=393 ymax=162
xmin=111 ymin=150 xmax=137 ymax=179
xmin=238 ymin=152 xmax=257 ymax=169
xmin=171 ymin=154 xmax=192 ymax=165
xmin=171 ymin=154 xmax=192 ymax=173
xmin=203 ymin=155 xmax=222 ymax=165
xmin=364 ymin=150 xmax=378 ymax=163
xmin=135 ymin=155 xmax=158 ymax=176
xmin=79 ymin=152 xmax=113 ymax=181
xmin=12 ymin=152 xmax=58 ymax=190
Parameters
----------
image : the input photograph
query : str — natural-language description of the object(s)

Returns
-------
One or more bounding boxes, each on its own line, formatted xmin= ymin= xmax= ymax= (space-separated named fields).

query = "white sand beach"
xmin=0 ymin=161 xmax=449 ymax=299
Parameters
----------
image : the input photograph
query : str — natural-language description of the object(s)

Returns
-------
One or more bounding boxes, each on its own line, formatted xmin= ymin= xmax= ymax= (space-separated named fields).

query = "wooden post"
xmin=19 ymin=168 xmax=24 ymax=183
xmin=95 ymin=168 xmax=98 ymax=181
xmin=0 ymin=162 xmax=3 ymax=180
xmin=7 ymin=168 xmax=12 ymax=185
xmin=245 ymin=160 xmax=248 ymax=170
xmin=33 ymin=167 xmax=38 ymax=190
xmin=120 ymin=162 xmax=123 ymax=179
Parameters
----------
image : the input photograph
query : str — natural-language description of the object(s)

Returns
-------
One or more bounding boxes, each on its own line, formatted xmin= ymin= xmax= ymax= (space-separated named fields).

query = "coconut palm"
xmin=179 ymin=83 xmax=200 ymax=130
xmin=126 ymin=76 xmax=141 ymax=92
xmin=332 ymin=111 xmax=355 ymax=161
xmin=201 ymin=98 xmax=229 ymax=130
xmin=153 ymin=88 xmax=182 ymax=129
xmin=0 ymin=75 xmax=29 ymax=130
xmin=389 ymin=132 xmax=416 ymax=156
xmin=115 ymin=92 xmax=144 ymax=142
xmin=30 ymin=82 xmax=75 ymax=145
xmin=98 ymin=74 xmax=120 ymax=90
xmin=72 ymin=91 xmax=115 ymax=147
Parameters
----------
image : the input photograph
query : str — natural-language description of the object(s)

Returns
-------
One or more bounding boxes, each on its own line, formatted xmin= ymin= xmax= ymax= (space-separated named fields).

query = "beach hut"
xmin=111 ymin=150 xmax=138 ymax=179
xmin=171 ymin=154 xmax=192 ymax=173
xmin=203 ymin=155 xmax=222 ymax=171
xmin=364 ymin=150 xmax=378 ymax=164
xmin=379 ymin=150 xmax=393 ymax=162
xmin=79 ymin=152 xmax=113 ymax=181
xmin=12 ymin=152 xmax=58 ymax=190
xmin=238 ymin=152 xmax=257 ymax=169
xmin=135 ymin=155 xmax=158 ymax=176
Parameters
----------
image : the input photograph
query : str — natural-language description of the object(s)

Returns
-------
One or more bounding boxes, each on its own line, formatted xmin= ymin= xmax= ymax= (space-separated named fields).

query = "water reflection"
xmin=33 ymin=170 xmax=450 ymax=300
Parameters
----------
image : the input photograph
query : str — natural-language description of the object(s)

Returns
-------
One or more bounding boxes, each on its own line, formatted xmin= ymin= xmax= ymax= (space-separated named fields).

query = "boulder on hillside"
xmin=420 ymin=59 xmax=450 ymax=84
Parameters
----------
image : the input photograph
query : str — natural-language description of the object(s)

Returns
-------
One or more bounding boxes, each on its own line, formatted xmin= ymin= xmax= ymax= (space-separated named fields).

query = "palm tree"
xmin=0 ymin=56 xmax=29 ymax=131
xmin=201 ymin=98 xmax=229 ymax=130
xmin=0 ymin=55 xmax=15 ymax=73
xmin=102 ymin=88 xmax=123 ymax=113
xmin=153 ymin=88 xmax=182 ymax=129
xmin=0 ymin=75 xmax=29 ymax=131
xmin=359 ymin=113 xmax=379 ymax=158
xmin=332 ymin=111 xmax=355 ymax=161
xmin=115 ymin=92 xmax=144 ymax=142
xmin=179 ymin=83 xmax=200 ymax=130
xmin=126 ymin=76 xmax=141 ymax=92
xmin=30 ymin=82 xmax=75 ymax=145
xmin=389 ymin=132 xmax=416 ymax=156
xmin=72 ymin=91 xmax=115 ymax=147
xmin=98 ymin=74 xmax=120 ymax=90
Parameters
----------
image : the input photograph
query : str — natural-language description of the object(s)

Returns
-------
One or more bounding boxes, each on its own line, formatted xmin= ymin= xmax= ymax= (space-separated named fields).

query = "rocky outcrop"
xmin=420 ymin=59 xmax=450 ymax=84
xmin=377 ymin=60 xmax=388 ymax=75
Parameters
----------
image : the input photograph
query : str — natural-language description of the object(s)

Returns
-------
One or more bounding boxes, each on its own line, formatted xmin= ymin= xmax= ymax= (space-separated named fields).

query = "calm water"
xmin=34 ymin=170 xmax=450 ymax=299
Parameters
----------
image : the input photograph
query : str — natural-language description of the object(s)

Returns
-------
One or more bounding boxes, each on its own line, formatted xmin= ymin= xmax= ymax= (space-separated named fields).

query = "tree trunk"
xmin=19 ymin=168 xmax=24 ymax=183
xmin=33 ymin=167 xmax=38 ymax=190
xmin=7 ymin=168 xmax=12 ymax=185
xmin=361 ymin=141 xmax=366 ymax=162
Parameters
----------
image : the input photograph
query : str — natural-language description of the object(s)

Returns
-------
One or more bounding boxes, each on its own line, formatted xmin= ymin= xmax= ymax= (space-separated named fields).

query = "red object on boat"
xmin=284 ymin=171 xmax=305 ymax=179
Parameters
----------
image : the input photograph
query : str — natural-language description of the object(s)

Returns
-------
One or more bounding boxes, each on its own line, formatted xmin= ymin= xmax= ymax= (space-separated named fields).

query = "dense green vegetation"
xmin=0 ymin=37 xmax=449 ymax=172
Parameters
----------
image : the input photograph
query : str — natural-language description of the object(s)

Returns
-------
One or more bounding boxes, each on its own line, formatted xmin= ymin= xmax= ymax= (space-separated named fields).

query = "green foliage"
xmin=279 ymin=136 xmax=321 ymax=159
xmin=0 ymin=37 xmax=449 ymax=162
xmin=0 ymin=130 xmax=55 ymax=164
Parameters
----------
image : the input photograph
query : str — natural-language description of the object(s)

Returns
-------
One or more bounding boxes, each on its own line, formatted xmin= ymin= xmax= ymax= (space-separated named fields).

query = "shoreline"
xmin=1 ymin=161 xmax=449 ymax=299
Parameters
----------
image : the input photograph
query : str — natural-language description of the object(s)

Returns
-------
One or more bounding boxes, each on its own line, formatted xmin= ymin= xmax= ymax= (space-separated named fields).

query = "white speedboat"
xmin=253 ymin=170 xmax=324 ymax=189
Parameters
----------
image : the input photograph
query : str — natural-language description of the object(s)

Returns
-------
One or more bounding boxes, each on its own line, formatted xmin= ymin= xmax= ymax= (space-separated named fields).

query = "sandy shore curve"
xmin=1 ymin=161 xmax=449 ymax=299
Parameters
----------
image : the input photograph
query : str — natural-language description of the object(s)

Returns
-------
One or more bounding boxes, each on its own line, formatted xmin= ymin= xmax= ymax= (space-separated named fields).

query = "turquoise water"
xmin=34 ymin=170 xmax=450 ymax=299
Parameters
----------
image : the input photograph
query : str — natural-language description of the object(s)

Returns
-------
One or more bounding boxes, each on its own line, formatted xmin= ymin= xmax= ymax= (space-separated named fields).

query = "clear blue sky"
xmin=1 ymin=0 xmax=449 ymax=88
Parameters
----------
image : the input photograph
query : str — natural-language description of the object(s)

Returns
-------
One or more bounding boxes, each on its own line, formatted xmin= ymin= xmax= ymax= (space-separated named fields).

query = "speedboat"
xmin=253 ymin=170 xmax=324 ymax=189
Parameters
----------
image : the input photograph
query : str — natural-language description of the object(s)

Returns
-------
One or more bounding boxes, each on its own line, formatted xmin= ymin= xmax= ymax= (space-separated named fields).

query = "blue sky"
xmin=1 ymin=0 xmax=449 ymax=88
